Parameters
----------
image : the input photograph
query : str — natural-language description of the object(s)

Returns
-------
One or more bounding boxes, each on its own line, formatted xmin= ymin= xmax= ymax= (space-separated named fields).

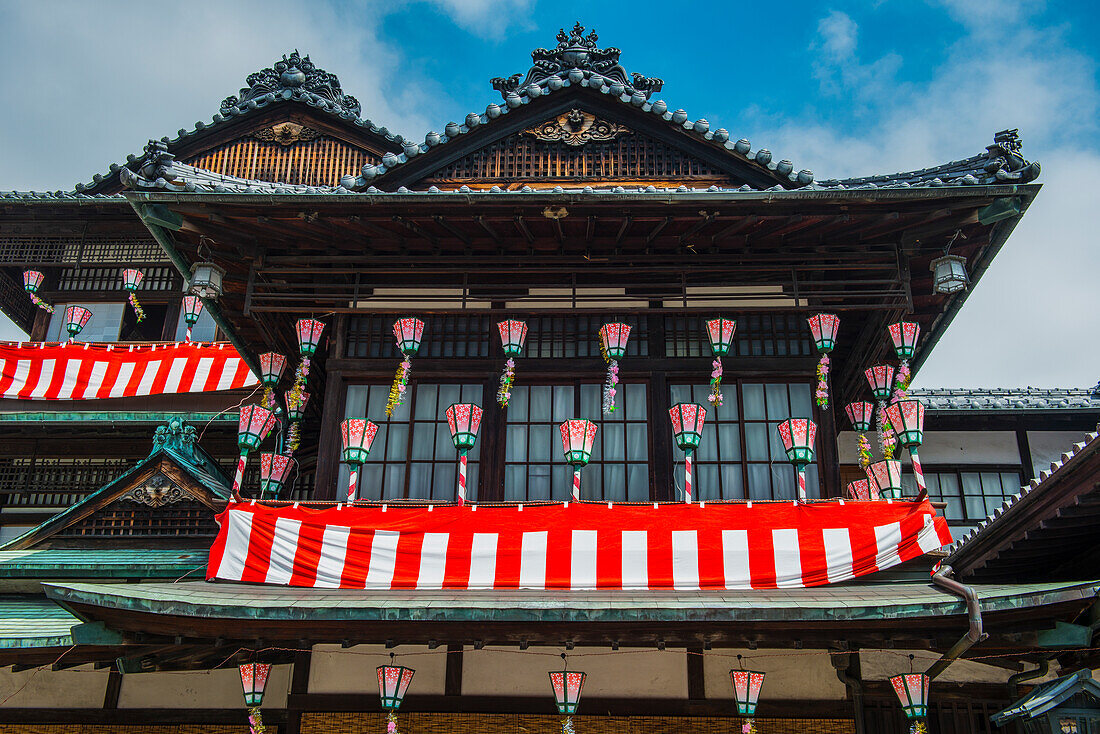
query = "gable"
xmin=423 ymin=109 xmax=732 ymax=188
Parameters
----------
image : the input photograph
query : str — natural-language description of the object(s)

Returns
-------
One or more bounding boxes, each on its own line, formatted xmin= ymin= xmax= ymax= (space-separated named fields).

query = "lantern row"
xmin=238 ymin=654 xmax=929 ymax=734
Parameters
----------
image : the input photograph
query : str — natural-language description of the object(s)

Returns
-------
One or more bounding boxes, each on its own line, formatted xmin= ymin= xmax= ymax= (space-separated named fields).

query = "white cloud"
xmin=426 ymin=0 xmax=535 ymax=38
xmin=817 ymin=10 xmax=859 ymax=60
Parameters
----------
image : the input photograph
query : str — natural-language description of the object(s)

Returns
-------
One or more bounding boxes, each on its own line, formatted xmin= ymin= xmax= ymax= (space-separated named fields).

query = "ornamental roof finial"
xmin=491 ymin=23 xmax=663 ymax=100
xmin=219 ymin=51 xmax=361 ymax=117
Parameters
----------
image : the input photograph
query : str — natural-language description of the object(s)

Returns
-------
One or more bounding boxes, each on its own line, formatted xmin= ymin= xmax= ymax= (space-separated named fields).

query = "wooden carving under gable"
xmin=526 ymin=109 xmax=630 ymax=147
xmin=253 ymin=122 xmax=321 ymax=146
xmin=122 ymin=472 xmax=186 ymax=508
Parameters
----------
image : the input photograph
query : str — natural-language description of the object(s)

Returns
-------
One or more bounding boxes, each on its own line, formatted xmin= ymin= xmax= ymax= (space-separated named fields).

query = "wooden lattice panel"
xmin=185 ymin=136 xmax=380 ymax=186
xmin=56 ymin=498 xmax=218 ymax=539
xmin=0 ymin=235 xmax=166 ymax=265
xmin=424 ymin=130 xmax=731 ymax=187
xmin=0 ymin=457 xmax=133 ymax=509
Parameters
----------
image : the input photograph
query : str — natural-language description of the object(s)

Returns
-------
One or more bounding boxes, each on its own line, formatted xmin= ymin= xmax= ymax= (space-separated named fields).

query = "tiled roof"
xmin=0 ymin=549 xmax=205 ymax=578
xmin=944 ymin=424 xmax=1100 ymax=560
xmin=909 ymin=387 xmax=1100 ymax=411
xmin=0 ymin=596 xmax=78 ymax=649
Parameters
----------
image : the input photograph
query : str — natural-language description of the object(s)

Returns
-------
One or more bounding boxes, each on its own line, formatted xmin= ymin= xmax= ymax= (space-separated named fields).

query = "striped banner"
xmin=208 ymin=500 xmax=953 ymax=590
xmin=0 ymin=342 xmax=258 ymax=400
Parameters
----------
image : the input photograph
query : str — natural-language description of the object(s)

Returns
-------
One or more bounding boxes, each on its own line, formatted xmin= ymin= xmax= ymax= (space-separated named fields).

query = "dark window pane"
xmin=743 ymin=384 xmax=766 ymax=420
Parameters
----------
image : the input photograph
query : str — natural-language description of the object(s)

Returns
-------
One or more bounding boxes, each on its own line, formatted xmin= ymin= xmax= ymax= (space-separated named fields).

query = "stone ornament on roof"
xmin=220 ymin=50 xmax=361 ymax=118
xmin=492 ymin=23 xmax=664 ymax=100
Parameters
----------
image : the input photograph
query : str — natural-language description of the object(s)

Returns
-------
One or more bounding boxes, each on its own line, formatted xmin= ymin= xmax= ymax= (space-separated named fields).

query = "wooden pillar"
xmin=30 ymin=308 xmax=50 ymax=342
xmin=477 ymin=377 xmax=505 ymax=502
xmin=686 ymin=647 xmax=705 ymax=701
xmin=315 ymin=315 xmax=348 ymax=501
xmin=1016 ymin=426 xmax=1036 ymax=480
xmin=285 ymin=649 xmax=312 ymax=734
xmin=817 ymin=395 xmax=842 ymax=498
xmin=445 ymin=644 xmax=463 ymax=697
xmin=102 ymin=669 xmax=122 ymax=710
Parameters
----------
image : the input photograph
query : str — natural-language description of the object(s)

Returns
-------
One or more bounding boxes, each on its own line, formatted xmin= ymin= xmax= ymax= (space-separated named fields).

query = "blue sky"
xmin=0 ymin=0 xmax=1097 ymax=387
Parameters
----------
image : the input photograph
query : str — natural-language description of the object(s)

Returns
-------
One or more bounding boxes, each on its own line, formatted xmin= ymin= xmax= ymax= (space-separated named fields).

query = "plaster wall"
xmin=860 ymin=650 xmax=1011 ymax=684
xmin=702 ymin=650 xmax=846 ymax=701
xmin=0 ymin=665 xmax=107 ymax=708
xmin=309 ymin=644 xmax=445 ymax=695
xmin=837 ymin=431 xmax=1020 ymax=465
xmin=1027 ymin=431 xmax=1092 ymax=477
xmin=461 ymin=646 xmax=687 ymax=699
xmin=117 ymin=664 xmax=291 ymax=708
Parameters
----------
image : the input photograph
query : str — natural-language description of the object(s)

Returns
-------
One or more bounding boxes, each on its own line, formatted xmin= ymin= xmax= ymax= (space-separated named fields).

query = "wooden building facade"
xmin=0 ymin=28 xmax=1096 ymax=734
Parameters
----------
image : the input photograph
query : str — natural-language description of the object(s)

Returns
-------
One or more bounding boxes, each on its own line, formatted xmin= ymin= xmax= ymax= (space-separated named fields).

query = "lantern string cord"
xmin=0 ymin=645 xmax=75 ymax=705
xmin=199 ymin=384 xmax=263 ymax=443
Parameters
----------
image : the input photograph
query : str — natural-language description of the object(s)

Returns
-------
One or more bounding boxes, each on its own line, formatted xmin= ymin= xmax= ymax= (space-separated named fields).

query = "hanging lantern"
xmin=891 ymin=672 xmax=931 ymax=724
xmin=296 ymin=319 xmax=325 ymax=357
xmin=777 ymin=418 xmax=816 ymax=501
xmin=22 ymin=271 xmax=53 ymax=313
xmin=393 ymin=317 xmax=425 ymax=356
xmin=845 ymin=402 xmax=875 ymax=433
xmin=669 ymin=403 xmax=707 ymax=503
xmin=63 ymin=306 xmax=92 ymax=342
xmin=886 ymin=399 xmax=927 ymax=494
xmin=867 ymin=459 xmax=904 ymax=499
xmin=122 ymin=268 xmax=144 ymax=291
xmin=865 ymin=365 xmax=896 ymax=402
xmin=887 ymin=322 xmax=921 ymax=361
xmin=387 ymin=318 xmax=425 ymax=417
xmin=341 ymin=418 xmax=378 ymax=502
xmin=239 ymin=661 xmax=272 ymax=707
xmin=549 ymin=654 xmax=586 ymax=717
xmin=705 ymin=318 xmax=736 ymax=406
xmin=233 ymin=405 xmax=276 ymax=499
xmin=560 ymin=419 xmax=598 ymax=502
xmin=729 ymin=667 xmax=765 ymax=717
xmin=446 ymin=403 xmax=483 ymax=506
xmin=377 ymin=655 xmax=415 ymax=711
xmin=181 ymin=295 xmax=204 ymax=341
xmin=808 ymin=314 xmax=839 ymax=410
xmin=258 ymin=352 xmax=287 ymax=409
xmin=187 ymin=261 xmax=225 ymax=300
xmin=496 ymin=320 xmax=528 ymax=407
xmin=285 ymin=390 xmax=309 ymax=423
xmin=846 ymin=479 xmax=874 ymax=501
xmin=259 ymin=453 xmax=295 ymax=498
xmin=929 ymin=254 xmax=968 ymax=294
xmin=598 ymin=322 xmax=630 ymax=413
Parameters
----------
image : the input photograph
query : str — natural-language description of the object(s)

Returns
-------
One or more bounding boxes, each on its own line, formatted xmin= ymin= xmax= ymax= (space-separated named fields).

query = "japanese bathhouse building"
xmin=0 ymin=25 xmax=1096 ymax=734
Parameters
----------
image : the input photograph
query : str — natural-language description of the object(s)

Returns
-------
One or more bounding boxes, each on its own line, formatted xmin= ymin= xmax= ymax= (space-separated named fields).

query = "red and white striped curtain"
xmin=209 ymin=500 xmax=952 ymax=590
xmin=0 ymin=342 xmax=258 ymax=400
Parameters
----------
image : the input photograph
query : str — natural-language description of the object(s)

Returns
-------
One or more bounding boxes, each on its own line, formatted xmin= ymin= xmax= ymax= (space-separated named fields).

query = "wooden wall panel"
xmin=185 ymin=137 xmax=380 ymax=187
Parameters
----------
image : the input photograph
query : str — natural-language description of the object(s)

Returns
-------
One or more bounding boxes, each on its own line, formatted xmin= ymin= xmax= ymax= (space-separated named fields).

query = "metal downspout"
xmin=1007 ymin=657 xmax=1049 ymax=700
xmin=832 ymin=654 xmax=867 ymax=734
xmin=927 ymin=564 xmax=988 ymax=679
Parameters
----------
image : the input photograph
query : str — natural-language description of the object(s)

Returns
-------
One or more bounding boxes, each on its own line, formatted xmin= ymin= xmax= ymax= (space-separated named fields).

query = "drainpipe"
xmin=927 ymin=564 xmax=988 ymax=679
xmin=832 ymin=653 xmax=866 ymax=734
xmin=1007 ymin=657 xmax=1049 ymax=700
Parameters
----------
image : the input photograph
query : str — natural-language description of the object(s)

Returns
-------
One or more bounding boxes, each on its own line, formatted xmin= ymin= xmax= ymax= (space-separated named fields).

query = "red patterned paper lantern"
xmin=560 ymin=420 xmax=598 ymax=466
xmin=239 ymin=662 xmax=271 ymax=707
xmin=341 ymin=418 xmax=378 ymax=466
xmin=705 ymin=318 xmax=737 ymax=356
xmin=846 ymin=479 xmax=874 ymax=501
xmin=377 ymin=658 xmax=415 ymax=711
xmin=867 ymin=459 xmax=904 ymax=499
xmin=393 ymin=317 xmax=425 ymax=356
xmin=845 ymin=402 xmax=875 ymax=433
xmin=182 ymin=295 xmax=204 ymax=326
xmin=807 ymin=313 xmax=840 ymax=353
xmin=296 ymin=319 xmax=325 ymax=357
xmin=258 ymin=353 xmax=287 ymax=388
xmin=549 ymin=667 xmax=586 ymax=715
xmin=22 ymin=270 xmax=45 ymax=294
xmin=777 ymin=418 xmax=816 ymax=467
xmin=729 ymin=668 xmax=766 ymax=717
xmin=497 ymin=319 xmax=528 ymax=356
xmin=238 ymin=405 xmax=277 ymax=452
xmin=121 ymin=268 xmax=144 ymax=291
xmin=446 ymin=403 xmax=483 ymax=451
xmin=669 ymin=403 xmax=707 ymax=451
xmin=598 ymin=322 xmax=631 ymax=360
xmin=885 ymin=400 xmax=925 ymax=449
xmin=63 ymin=305 xmax=92 ymax=340
xmin=285 ymin=390 xmax=309 ymax=423
xmin=864 ymin=365 xmax=896 ymax=402
xmin=259 ymin=452 xmax=295 ymax=498
xmin=891 ymin=672 xmax=930 ymax=721
xmin=887 ymin=322 xmax=921 ymax=361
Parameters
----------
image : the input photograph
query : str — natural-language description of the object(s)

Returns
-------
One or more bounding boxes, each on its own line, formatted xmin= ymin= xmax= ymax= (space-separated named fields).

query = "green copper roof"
xmin=0 ymin=411 xmax=237 ymax=424
xmin=0 ymin=549 xmax=206 ymax=578
xmin=42 ymin=580 xmax=1099 ymax=625
xmin=0 ymin=596 xmax=79 ymax=648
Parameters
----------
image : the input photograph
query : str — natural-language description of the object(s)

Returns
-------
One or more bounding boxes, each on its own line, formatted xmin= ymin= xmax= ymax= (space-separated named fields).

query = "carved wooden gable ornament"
xmin=526 ymin=109 xmax=630 ymax=147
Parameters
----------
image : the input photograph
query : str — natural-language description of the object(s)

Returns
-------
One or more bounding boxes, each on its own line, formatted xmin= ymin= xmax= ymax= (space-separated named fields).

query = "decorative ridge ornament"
xmin=777 ymin=418 xmax=816 ymax=501
xmin=560 ymin=419 xmax=598 ymax=501
xmin=220 ymin=50 xmax=362 ymax=118
xmin=491 ymin=22 xmax=663 ymax=99
xmin=705 ymin=318 xmax=736 ymax=407
xmin=341 ymin=418 xmax=378 ymax=502
xmin=121 ymin=269 xmax=145 ymax=323
xmin=387 ymin=318 xmax=424 ymax=417
xmin=669 ymin=403 xmax=707 ymax=503
xmin=807 ymin=314 xmax=839 ymax=409
xmin=181 ymin=296 xmax=204 ymax=342
xmin=598 ymin=322 xmax=630 ymax=413
xmin=526 ymin=109 xmax=630 ymax=147
xmin=496 ymin=320 xmax=528 ymax=407
xmin=446 ymin=403 xmax=483 ymax=505
xmin=22 ymin=271 xmax=53 ymax=313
